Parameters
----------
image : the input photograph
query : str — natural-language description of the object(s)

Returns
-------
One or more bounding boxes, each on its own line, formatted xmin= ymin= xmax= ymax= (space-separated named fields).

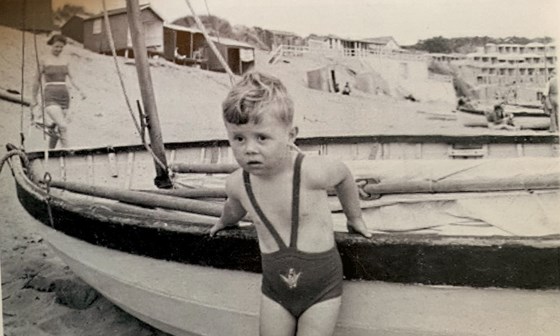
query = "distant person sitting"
xmin=484 ymin=104 xmax=518 ymax=131
xmin=192 ymin=47 xmax=206 ymax=68
xmin=342 ymin=82 xmax=351 ymax=95
xmin=174 ymin=48 xmax=186 ymax=64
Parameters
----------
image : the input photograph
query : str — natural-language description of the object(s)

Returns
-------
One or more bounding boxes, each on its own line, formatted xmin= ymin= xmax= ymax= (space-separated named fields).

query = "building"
xmin=206 ymin=37 xmax=255 ymax=75
xmin=433 ymin=42 xmax=557 ymax=87
xmin=430 ymin=53 xmax=467 ymax=62
xmin=268 ymin=29 xmax=303 ymax=49
xmin=467 ymin=42 xmax=556 ymax=86
xmin=82 ymin=4 xmax=164 ymax=56
xmin=80 ymin=5 xmax=254 ymax=75
xmin=61 ymin=14 xmax=88 ymax=43
xmin=162 ymin=23 xmax=205 ymax=64
xmin=305 ymin=34 xmax=405 ymax=57
xmin=362 ymin=36 xmax=400 ymax=50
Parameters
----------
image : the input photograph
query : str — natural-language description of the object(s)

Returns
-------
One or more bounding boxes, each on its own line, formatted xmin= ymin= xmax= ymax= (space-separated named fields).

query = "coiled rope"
xmin=0 ymin=149 xmax=30 ymax=176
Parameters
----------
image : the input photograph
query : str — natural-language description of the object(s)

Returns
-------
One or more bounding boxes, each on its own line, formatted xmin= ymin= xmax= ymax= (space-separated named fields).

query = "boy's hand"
xmin=347 ymin=217 xmax=372 ymax=238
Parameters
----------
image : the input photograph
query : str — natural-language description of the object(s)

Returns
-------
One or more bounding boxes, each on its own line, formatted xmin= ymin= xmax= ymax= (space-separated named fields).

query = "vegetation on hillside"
xmin=53 ymin=4 xmax=91 ymax=27
xmin=173 ymin=15 xmax=304 ymax=51
xmin=407 ymin=36 xmax=555 ymax=54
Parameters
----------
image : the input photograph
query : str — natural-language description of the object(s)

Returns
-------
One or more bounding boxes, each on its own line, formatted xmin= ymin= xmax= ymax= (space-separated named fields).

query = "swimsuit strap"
xmin=243 ymin=170 xmax=288 ymax=250
xmin=289 ymin=153 xmax=304 ymax=248
xmin=242 ymin=153 xmax=305 ymax=250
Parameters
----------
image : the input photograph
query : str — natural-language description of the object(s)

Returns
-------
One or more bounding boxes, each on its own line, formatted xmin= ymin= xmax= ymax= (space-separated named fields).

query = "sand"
xmin=0 ymin=25 xmax=547 ymax=335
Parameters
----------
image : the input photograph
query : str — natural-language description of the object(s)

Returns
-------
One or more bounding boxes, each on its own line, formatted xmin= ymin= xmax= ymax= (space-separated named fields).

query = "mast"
xmin=125 ymin=0 xmax=172 ymax=188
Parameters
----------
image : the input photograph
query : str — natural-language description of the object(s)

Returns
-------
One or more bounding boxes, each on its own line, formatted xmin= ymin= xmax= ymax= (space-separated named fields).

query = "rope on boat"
xmin=32 ymin=31 xmax=48 ymax=142
xmin=101 ymin=0 xmax=171 ymax=180
xmin=0 ymin=149 xmax=30 ymax=176
xmin=43 ymin=172 xmax=55 ymax=227
xmin=19 ymin=22 xmax=26 ymax=147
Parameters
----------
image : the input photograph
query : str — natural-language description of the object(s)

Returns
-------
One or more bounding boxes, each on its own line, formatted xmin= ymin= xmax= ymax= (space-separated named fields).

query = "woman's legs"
xmin=260 ymin=294 xmax=296 ymax=336
xmin=45 ymin=105 xmax=69 ymax=148
xmin=296 ymin=297 xmax=342 ymax=336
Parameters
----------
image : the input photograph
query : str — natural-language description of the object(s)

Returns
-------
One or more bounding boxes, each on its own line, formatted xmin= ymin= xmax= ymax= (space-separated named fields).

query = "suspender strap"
xmin=243 ymin=170 xmax=287 ymax=249
xmin=290 ymin=153 xmax=304 ymax=248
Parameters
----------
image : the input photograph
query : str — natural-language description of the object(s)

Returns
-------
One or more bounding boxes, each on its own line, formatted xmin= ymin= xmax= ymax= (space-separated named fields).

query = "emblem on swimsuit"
xmin=280 ymin=268 xmax=301 ymax=289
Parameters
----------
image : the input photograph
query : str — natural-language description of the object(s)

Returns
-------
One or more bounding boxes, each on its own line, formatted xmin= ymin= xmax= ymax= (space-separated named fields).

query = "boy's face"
xmin=225 ymin=113 xmax=297 ymax=177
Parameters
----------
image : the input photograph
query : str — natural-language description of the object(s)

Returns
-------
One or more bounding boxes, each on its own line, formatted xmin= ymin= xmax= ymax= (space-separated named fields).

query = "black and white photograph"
xmin=1 ymin=0 xmax=559 ymax=335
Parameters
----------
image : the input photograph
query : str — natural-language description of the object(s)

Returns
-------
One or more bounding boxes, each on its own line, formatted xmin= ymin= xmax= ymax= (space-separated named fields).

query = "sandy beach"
xmin=0 ymin=25 xmax=551 ymax=335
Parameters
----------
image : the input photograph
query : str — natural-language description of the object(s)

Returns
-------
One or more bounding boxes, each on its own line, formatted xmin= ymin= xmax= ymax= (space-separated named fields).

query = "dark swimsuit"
xmin=43 ymin=65 xmax=69 ymax=109
xmin=243 ymin=153 xmax=343 ymax=318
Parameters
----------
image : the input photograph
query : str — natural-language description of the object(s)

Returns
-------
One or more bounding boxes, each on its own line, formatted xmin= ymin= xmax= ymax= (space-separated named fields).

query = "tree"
xmin=53 ymin=4 xmax=90 ymax=27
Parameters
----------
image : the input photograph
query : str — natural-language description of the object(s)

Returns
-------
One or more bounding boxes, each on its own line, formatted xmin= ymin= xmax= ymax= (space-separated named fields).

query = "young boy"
xmin=210 ymin=71 xmax=371 ymax=336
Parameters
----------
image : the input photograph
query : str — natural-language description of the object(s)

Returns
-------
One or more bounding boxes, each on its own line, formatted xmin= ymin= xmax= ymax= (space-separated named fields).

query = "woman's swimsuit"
xmin=43 ymin=64 xmax=69 ymax=109
xmin=243 ymin=153 xmax=343 ymax=318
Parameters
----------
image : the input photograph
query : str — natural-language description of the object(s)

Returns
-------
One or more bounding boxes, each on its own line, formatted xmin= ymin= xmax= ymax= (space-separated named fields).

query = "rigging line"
xmin=184 ymin=0 xmax=235 ymax=86
xmin=101 ymin=0 xmax=168 ymax=173
xmin=203 ymin=0 xmax=220 ymax=44
xmin=32 ymin=31 xmax=47 ymax=142
xmin=19 ymin=22 xmax=25 ymax=147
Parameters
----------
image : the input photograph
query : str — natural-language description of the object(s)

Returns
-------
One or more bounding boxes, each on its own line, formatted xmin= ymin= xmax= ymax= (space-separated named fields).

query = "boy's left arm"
xmin=329 ymin=161 xmax=372 ymax=238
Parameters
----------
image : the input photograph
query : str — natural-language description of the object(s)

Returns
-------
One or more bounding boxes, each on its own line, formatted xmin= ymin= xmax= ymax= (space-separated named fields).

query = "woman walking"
xmin=31 ymin=34 xmax=85 ymax=149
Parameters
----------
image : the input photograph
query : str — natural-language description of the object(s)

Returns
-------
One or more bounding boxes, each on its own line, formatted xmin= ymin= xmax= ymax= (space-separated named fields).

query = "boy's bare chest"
xmin=242 ymin=178 xmax=324 ymax=227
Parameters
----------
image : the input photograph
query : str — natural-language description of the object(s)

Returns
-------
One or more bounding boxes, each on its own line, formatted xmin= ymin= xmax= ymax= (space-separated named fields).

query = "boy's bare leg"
xmin=260 ymin=294 xmax=296 ymax=336
xmin=296 ymin=297 xmax=341 ymax=336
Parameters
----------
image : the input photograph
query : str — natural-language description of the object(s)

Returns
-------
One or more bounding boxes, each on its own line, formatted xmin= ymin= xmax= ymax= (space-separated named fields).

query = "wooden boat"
xmin=3 ymin=1 xmax=560 ymax=335
xmin=4 ymin=138 xmax=560 ymax=336
xmin=457 ymin=104 xmax=550 ymax=130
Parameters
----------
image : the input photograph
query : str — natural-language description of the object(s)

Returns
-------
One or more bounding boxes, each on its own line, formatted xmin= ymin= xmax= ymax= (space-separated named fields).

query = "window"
xmin=92 ymin=18 xmax=102 ymax=34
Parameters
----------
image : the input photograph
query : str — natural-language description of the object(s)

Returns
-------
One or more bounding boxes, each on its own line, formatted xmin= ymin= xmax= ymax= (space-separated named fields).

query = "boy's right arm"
xmin=209 ymin=173 xmax=247 ymax=236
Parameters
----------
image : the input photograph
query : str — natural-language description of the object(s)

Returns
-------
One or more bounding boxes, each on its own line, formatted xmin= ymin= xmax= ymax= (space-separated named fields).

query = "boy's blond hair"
xmin=222 ymin=71 xmax=294 ymax=126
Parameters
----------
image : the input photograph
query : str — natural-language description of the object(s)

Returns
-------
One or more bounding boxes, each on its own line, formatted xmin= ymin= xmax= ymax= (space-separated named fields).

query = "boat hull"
xmin=33 ymin=221 xmax=560 ymax=336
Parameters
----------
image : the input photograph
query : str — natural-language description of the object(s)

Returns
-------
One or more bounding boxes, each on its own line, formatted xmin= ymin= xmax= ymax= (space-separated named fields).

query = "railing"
xmin=275 ymin=44 xmax=429 ymax=62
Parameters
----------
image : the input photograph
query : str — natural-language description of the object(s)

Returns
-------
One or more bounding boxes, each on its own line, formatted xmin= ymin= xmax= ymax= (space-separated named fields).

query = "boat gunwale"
xmin=21 ymin=133 xmax=560 ymax=161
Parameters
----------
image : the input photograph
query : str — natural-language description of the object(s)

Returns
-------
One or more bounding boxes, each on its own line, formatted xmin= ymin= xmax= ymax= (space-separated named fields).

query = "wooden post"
xmin=125 ymin=0 xmax=171 ymax=188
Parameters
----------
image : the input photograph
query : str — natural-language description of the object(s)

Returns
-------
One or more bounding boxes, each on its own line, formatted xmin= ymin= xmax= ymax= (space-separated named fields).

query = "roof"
xmin=85 ymin=4 xmax=164 ymax=22
xmin=61 ymin=14 xmax=89 ymax=28
xmin=268 ymin=29 xmax=298 ymax=37
xmin=210 ymin=36 xmax=254 ymax=49
xmin=163 ymin=23 xmax=202 ymax=34
xmin=363 ymin=36 xmax=398 ymax=46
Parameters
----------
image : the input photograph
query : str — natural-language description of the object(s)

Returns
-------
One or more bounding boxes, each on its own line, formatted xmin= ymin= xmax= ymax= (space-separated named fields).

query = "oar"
xmin=360 ymin=173 xmax=560 ymax=197
xmin=136 ymin=187 xmax=227 ymax=199
xmin=0 ymin=89 xmax=30 ymax=106
xmin=49 ymin=180 xmax=224 ymax=217
xmin=170 ymin=163 xmax=239 ymax=174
